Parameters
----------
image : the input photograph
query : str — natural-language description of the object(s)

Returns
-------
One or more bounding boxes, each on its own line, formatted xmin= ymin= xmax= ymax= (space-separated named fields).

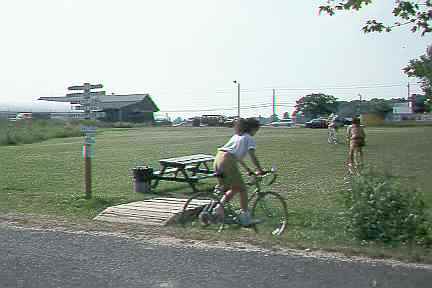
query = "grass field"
xmin=1 ymin=126 xmax=431 ymax=262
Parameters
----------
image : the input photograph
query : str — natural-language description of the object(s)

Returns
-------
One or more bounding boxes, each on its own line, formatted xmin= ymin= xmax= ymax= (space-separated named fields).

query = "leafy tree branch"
xmin=319 ymin=0 xmax=432 ymax=35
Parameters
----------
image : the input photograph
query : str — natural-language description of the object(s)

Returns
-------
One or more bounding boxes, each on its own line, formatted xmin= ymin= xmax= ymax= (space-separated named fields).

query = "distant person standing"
xmin=346 ymin=117 xmax=366 ymax=170
xmin=327 ymin=113 xmax=338 ymax=144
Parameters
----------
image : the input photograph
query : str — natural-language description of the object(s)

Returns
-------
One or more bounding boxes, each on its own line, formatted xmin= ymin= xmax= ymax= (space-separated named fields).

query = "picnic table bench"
xmin=151 ymin=154 xmax=216 ymax=192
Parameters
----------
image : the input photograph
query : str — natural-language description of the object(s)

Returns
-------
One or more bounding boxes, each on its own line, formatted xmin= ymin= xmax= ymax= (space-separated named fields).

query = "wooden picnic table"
xmin=151 ymin=154 xmax=216 ymax=192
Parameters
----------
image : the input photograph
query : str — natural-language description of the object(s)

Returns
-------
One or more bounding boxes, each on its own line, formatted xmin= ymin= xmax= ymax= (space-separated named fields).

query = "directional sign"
xmin=84 ymin=136 xmax=96 ymax=145
xmin=68 ymin=85 xmax=86 ymax=91
xmin=66 ymin=91 xmax=105 ymax=97
xmin=80 ymin=125 xmax=97 ymax=134
xmin=68 ymin=83 xmax=103 ymax=91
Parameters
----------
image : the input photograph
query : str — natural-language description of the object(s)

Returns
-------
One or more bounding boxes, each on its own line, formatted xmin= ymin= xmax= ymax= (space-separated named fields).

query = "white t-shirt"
xmin=218 ymin=133 xmax=256 ymax=160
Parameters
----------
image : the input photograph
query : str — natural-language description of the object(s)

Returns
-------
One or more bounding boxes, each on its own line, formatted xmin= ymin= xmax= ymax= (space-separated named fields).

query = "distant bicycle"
xmin=178 ymin=168 xmax=288 ymax=236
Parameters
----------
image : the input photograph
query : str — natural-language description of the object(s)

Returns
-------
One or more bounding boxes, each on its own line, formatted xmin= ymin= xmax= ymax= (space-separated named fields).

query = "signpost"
xmin=67 ymin=83 xmax=104 ymax=120
xmin=80 ymin=125 xmax=96 ymax=199
xmin=68 ymin=83 xmax=103 ymax=90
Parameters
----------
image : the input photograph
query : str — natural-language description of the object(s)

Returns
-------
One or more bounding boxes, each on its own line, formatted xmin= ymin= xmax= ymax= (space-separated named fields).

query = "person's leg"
xmin=237 ymin=186 xmax=248 ymax=212
xmin=219 ymin=187 xmax=236 ymax=205
xmin=348 ymin=144 xmax=354 ymax=166
xmin=358 ymin=147 xmax=364 ymax=167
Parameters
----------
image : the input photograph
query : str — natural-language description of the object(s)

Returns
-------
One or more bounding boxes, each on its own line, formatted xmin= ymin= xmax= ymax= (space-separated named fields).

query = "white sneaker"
xmin=237 ymin=211 xmax=261 ymax=226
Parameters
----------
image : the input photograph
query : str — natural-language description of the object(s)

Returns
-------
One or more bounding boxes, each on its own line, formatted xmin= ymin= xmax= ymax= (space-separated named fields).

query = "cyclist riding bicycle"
xmin=209 ymin=117 xmax=264 ymax=226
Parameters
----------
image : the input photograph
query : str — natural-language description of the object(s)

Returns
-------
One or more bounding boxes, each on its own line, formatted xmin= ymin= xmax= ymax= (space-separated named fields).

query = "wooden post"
xmin=84 ymin=144 xmax=92 ymax=199
xmin=81 ymin=125 xmax=96 ymax=199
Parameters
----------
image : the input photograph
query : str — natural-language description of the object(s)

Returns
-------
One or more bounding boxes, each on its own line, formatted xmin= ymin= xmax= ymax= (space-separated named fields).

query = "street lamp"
xmin=233 ymin=80 xmax=240 ymax=118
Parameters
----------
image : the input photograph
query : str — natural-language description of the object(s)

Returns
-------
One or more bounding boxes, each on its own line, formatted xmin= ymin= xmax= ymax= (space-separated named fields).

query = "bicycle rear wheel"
xmin=178 ymin=192 xmax=220 ymax=227
xmin=251 ymin=191 xmax=288 ymax=236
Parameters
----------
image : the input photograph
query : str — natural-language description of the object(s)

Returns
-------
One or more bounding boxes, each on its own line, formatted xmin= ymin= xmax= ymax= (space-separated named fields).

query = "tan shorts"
xmin=350 ymin=137 xmax=365 ymax=149
xmin=213 ymin=151 xmax=246 ymax=191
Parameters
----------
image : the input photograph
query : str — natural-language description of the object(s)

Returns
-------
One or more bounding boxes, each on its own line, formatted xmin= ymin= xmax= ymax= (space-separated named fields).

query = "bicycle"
xmin=177 ymin=168 xmax=288 ymax=236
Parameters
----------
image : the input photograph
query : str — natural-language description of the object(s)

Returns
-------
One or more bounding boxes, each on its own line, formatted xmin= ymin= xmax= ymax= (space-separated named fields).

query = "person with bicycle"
xmin=327 ymin=113 xmax=338 ymax=144
xmin=212 ymin=117 xmax=264 ymax=226
xmin=346 ymin=116 xmax=366 ymax=169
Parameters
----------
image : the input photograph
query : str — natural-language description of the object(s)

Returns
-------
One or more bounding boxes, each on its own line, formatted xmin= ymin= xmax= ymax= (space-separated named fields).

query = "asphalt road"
xmin=1 ymin=226 xmax=431 ymax=288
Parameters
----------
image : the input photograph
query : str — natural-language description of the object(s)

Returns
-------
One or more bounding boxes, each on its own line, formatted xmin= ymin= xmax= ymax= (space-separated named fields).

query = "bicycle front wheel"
xmin=251 ymin=191 xmax=288 ymax=236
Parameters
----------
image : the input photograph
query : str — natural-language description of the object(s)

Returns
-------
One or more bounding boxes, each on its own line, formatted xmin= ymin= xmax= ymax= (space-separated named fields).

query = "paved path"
xmin=1 ymin=226 xmax=431 ymax=288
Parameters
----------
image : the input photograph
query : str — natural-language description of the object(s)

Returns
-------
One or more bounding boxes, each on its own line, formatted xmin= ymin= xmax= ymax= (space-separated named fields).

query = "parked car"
xmin=268 ymin=119 xmax=294 ymax=127
xmin=305 ymin=118 xmax=328 ymax=128
xmin=223 ymin=116 xmax=237 ymax=127
xmin=332 ymin=116 xmax=352 ymax=128
xmin=341 ymin=117 xmax=353 ymax=126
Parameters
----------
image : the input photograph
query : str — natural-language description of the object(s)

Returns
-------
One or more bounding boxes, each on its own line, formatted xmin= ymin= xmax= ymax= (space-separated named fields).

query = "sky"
xmin=0 ymin=0 xmax=429 ymax=119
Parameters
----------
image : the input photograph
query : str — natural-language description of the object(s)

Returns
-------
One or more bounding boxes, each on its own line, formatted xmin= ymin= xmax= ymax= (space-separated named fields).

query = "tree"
xmin=337 ymin=98 xmax=396 ymax=117
xmin=403 ymin=45 xmax=432 ymax=111
xmin=294 ymin=93 xmax=338 ymax=119
xmin=319 ymin=1 xmax=432 ymax=109
xmin=319 ymin=1 xmax=432 ymax=35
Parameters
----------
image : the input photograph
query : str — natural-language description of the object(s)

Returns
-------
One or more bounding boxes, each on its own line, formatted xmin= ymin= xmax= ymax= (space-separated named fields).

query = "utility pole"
xmin=407 ymin=83 xmax=413 ymax=112
xmin=407 ymin=83 xmax=411 ymax=98
xmin=272 ymin=89 xmax=276 ymax=119
xmin=358 ymin=93 xmax=362 ymax=116
xmin=233 ymin=80 xmax=240 ymax=118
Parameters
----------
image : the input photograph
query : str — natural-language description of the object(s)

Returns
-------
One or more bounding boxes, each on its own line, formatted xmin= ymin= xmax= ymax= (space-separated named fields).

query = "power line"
xmin=212 ymin=83 xmax=419 ymax=94
xmin=159 ymin=82 xmax=419 ymax=115
xmin=159 ymin=103 xmax=295 ymax=113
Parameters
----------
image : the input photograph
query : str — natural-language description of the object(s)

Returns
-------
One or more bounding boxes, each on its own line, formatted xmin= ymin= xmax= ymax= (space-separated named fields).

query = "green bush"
xmin=345 ymin=169 xmax=431 ymax=246
xmin=0 ymin=120 xmax=82 ymax=146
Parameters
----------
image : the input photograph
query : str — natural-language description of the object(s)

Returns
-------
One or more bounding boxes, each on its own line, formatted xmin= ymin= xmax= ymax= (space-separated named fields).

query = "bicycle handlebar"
xmin=246 ymin=168 xmax=277 ymax=186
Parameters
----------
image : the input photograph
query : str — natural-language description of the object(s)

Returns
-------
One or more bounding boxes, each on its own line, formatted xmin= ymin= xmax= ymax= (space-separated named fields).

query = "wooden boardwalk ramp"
xmin=94 ymin=197 xmax=211 ymax=226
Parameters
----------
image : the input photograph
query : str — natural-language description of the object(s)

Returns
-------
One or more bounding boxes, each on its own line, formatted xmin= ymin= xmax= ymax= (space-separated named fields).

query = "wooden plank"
xmin=153 ymin=168 xmax=180 ymax=175
xmin=94 ymin=197 xmax=212 ymax=226
xmin=148 ymin=198 xmax=212 ymax=206
xmin=118 ymin=206 xmax=183 ymax=213
xmin=160 ymin=154 xmax=212 ymax=163
xmin=95 ymin=213 xmax=165 ymax=223
xmin=107 ymin=199 xmax=211 ymax=213
xmin=114 ymin=200 xmax=184 ymax=208
xmin=103 ymin=210 xmax=170 ymax=221
xmin=107 ymin=206 xmax=181 ymax=215
xmin=159 ymin=154 xmax=215 ymax=167
xmin=145 ymin=198 xmax=203 ymax=205
xmin=146 ymin=197 xmax=190 ymax=203
xmin=94 ymin=215 xmax=164 ymax=226
xmin=102 ymin=210 xmax=167 ymax=221
xmin=114 ymin=200 xmax=188 ymax=210
xmin=113 ymin=198 xmax=187 ymax=207
xmin=152 ymin=175 xmax=199 ymax=182
xmin=113 ymin=203 xmax=182 ymax=211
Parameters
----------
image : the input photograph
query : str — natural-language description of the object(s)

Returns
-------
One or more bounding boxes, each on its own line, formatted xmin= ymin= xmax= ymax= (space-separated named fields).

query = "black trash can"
xmin=132 ymin=166 xmax=154 ymax=193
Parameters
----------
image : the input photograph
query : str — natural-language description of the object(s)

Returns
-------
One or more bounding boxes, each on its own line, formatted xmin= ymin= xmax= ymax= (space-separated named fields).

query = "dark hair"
xmin=234 ymin=117 xmax=260 ymax=135
xmin=352 ymin=117 xmax=361 ymax=125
